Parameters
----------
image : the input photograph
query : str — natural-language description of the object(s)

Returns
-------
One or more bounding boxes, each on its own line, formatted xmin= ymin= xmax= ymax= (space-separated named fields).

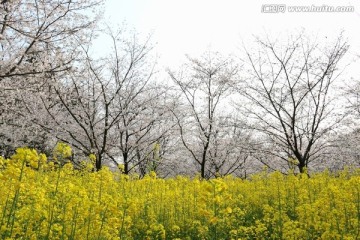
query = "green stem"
xmin=6 ymin=159 xmax=26 ymax=238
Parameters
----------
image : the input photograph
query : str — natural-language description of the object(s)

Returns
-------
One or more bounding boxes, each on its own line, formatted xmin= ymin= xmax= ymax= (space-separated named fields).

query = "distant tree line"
xmin=1 ymin=0 xmax=359 ymax=178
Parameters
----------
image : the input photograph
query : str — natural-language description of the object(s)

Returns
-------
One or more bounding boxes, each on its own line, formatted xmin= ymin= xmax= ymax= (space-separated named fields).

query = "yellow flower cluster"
xmin=53 ymin=142 xmax=72 ymax=162
xmin=0 ymin=148 xmax=360 ymax=239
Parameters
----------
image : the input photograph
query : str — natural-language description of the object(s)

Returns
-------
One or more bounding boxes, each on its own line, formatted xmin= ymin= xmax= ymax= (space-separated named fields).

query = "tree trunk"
xmin=201 ymin=144 xmax=209 ymax=178
xmin=95 ymin=154 xmax=102 ymax=171
xmin=123 ymin=152 xmax=129 ymax=174
xmin=298 ymin=160 xmax=306 ymax=174
xmin=201 ymin=160 xmax=206 ymax=179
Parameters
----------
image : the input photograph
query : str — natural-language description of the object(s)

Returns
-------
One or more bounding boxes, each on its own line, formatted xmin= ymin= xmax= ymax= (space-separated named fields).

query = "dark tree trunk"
xmin=123 ymin=152 xmax=129 ymax=174
xmin=95 ymin=154 xmax=102 ymax=171
xmin=298 ymin=160 xmax=306 ymax=174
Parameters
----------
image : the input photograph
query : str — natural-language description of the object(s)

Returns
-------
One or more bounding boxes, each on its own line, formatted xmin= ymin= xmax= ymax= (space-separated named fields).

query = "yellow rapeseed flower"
xmin=1 ymin=149 xmax=360 ymax=239
xmin=53 ymin=142 xmax=72 ymax=160
xmin=11 ymin=147 xmax=40 ymax=168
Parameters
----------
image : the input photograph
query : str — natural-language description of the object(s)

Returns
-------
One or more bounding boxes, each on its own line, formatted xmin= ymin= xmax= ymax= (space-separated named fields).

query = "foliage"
xmin=238 ymin=33 xmax=349 ymax=173
xmin=1 ymin=3 xmax=355 ymax=177
xmin=168 ymin=51 xmax=247 ymax=178
xmin=0 ymin=0 xmax=103 ymax=160
xmin=0 ymin=0 xmax=103 ymax=80
xmin=0 ymin=148 xmax=359 ymax=239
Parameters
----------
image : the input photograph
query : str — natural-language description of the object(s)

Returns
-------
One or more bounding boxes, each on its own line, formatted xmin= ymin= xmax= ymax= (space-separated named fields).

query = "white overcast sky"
xmin=101 ymin=0 xmax=360 ymax=73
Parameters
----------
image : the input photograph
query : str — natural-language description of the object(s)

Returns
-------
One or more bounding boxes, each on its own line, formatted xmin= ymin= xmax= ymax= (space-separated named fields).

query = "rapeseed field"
xmin=0 ymin=147 xmax=359 ymax=239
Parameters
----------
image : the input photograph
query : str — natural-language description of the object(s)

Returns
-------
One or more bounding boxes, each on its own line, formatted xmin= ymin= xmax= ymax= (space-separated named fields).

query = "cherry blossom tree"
xmin=38 ymin=28 xmax=170 ymax=171
xmin=237 ymin=33 xmax=348 ymax=173
xmin=0 ymin=0 xmax=103 ymax=157
xmin=0 ymin=0 xmax=103 ymax=81
xmin=168 ymin=51 xmax=248 ymax=178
